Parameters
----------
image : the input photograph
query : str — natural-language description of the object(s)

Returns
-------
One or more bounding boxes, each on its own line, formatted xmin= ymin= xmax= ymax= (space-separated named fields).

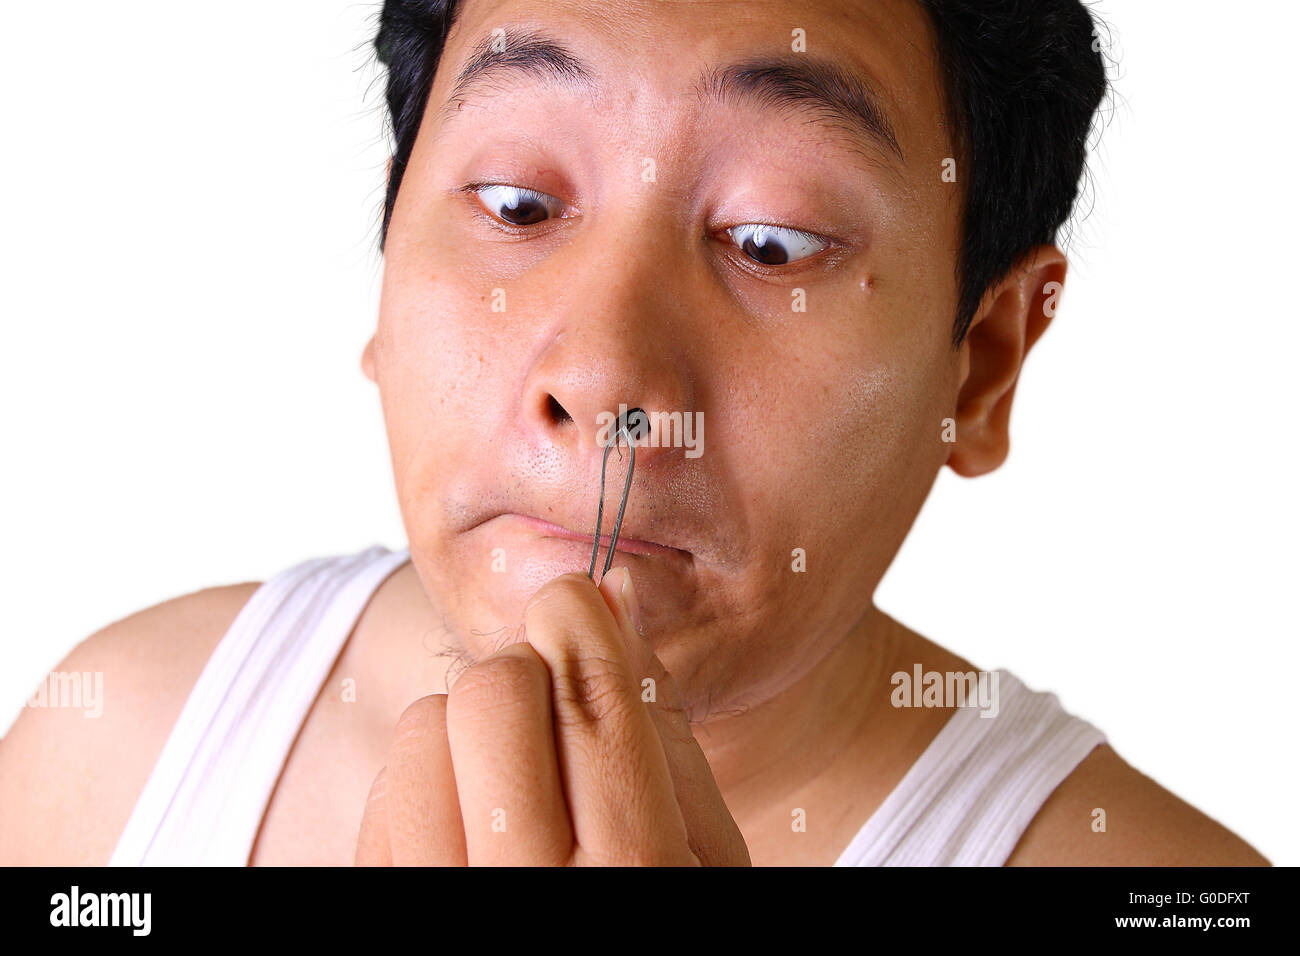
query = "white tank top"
xmin=108 ymin=544 xmax=1106 ymax=867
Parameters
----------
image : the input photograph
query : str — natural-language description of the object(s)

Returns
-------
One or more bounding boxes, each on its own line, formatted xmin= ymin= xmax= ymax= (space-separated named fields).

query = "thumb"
xmin=597 ymin=567 xmax=751 ymax=866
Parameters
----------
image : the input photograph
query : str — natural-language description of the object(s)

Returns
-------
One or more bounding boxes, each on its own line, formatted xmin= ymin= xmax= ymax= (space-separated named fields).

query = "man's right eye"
xmin=471 ymin=184 xmax=566 ymax=226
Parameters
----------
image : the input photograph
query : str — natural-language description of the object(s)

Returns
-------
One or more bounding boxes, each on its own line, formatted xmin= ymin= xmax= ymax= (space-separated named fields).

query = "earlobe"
xmin=945 ymin=245 xmax=1068 ymax=478
xmin=361 ymin=334 xmax=377 ymax=384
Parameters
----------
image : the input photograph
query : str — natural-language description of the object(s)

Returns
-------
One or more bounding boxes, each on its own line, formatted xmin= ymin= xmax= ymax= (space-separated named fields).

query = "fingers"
xmin=354 ymin=766 xmax=392 ymax=866
xmin=444 ymin=643 xmax=573 ymax=865
xmin=357 ymin=570 xmax=749 ymax=868
xmin=521 ymin=572 xmax=694 ymax=865
xmin=384 ymin=694 xmax=467 ymax=866
xmin=596 ymin=568 xmax=751 ymax=866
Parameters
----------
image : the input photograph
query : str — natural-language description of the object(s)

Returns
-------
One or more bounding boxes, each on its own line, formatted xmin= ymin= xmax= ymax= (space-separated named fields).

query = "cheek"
xmin=747 ymin=365 xmax=903 ymax=554
xmin=384 ymin=237 xmax=531 ymax=399
xmin=375 ymin=270 xmax=514 ymax=503
xmin=825 ymin=357 xmax=953 ymax=582
xmin=737 ymin=325 xmax=952 ymax=607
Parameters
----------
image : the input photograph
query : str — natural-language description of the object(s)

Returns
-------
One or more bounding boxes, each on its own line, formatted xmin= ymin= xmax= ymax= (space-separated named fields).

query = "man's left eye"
xmin=726 ymin=224 xmax=829 ymax=266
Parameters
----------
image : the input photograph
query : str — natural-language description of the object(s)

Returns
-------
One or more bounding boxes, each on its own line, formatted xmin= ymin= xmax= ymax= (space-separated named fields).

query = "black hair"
xmin=372 ymin=0 xmax=1111 ymax=346
xmin=917 ymin=1 xmax=1110 ymax=344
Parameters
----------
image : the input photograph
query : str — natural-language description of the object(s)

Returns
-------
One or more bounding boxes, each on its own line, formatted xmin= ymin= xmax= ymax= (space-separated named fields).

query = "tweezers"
xmin=588 ymin=407 xmax=647 ymax=583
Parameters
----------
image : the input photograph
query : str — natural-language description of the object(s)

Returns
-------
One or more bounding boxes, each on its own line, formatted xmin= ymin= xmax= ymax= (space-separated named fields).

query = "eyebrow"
xmin=443 ymin=28 xmax=596 ymax=116
xmin=694 ymin=56 xmax=904 ymax=164
xmin=443 ymin=28 xmax=905 ymax=165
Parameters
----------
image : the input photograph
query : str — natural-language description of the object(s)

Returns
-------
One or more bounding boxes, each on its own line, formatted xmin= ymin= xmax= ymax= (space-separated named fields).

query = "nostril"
xmin=546 ymin=394 xmax=572 ymax=425
xmin=624 ymin=407 xmax=650 ymax=443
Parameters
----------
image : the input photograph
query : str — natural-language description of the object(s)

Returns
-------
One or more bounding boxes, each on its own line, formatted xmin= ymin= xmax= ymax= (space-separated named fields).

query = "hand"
xmin=354 ymin=567 xmax=751 ymax=866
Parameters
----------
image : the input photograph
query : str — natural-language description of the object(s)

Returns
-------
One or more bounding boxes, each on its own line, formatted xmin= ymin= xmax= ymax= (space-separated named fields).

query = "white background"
xmin=2 ymin=1 xmax=1296 ymax=863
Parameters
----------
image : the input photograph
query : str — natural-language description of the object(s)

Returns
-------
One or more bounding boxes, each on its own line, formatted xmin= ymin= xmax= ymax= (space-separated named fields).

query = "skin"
xmin=0 ymin=0 xmax=1271 ymax=866
xmin=354 ymin=0 xmax=1051 ymax=864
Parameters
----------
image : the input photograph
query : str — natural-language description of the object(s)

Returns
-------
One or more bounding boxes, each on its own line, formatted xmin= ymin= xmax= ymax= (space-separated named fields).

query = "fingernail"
xmin=621 ymin=567 xmax=644 ymax=636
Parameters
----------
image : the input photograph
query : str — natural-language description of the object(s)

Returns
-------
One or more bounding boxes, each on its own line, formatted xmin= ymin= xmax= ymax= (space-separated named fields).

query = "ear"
xmin=946 ymin=244 xmax=1068 ymax=477
xmin=361 ymin=334 xmax=378 ymax=384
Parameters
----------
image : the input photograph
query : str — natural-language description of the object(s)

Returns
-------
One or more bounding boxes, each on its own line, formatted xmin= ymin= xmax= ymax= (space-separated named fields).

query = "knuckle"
xmin=523 ymin=574 xmax=599 ymax=633
xmin=552 ymin=653 xmax=637 ymax=727
xmin=390 ymin=695 xmax=448 ymax=764
xmin=394 ymin=694 xmax=448 ymax=739
xmin=446 ymin=651 xmax=546 ymax=718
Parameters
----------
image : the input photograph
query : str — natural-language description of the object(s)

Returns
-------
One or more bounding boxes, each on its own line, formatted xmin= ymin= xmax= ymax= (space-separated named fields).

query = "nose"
xmin=518 ymin=234 xmax=698 ymax=470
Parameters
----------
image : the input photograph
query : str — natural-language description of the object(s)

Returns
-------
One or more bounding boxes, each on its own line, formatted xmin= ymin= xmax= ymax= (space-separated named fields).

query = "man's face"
xmin=369 ymin=0 xmax=964 ymax=715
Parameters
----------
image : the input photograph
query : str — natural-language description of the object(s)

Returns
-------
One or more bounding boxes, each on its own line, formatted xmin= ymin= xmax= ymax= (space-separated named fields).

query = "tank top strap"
xmin=834 ymin=668 xmax=1106 ymax=866
xmin=109 ymin=544 xmax=411 ymax=866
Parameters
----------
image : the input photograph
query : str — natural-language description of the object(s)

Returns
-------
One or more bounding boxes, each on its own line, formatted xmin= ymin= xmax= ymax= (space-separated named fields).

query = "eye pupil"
xmin=741 ymin=232 xmax=789 ymax=266
xmin=500 ymin=195 xmax=548 ymax=226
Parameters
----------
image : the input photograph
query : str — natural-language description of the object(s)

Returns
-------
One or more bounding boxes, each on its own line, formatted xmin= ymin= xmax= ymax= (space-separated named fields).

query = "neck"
xmin=692 ymin=605 xmax=901 ymax=808
xmin=688 ymin=607 xmax=964 ymax=864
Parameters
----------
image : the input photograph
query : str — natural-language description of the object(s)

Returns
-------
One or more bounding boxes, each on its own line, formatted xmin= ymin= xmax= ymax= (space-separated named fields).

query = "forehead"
xmin=438 ymin=0 xmax=950 ymax=167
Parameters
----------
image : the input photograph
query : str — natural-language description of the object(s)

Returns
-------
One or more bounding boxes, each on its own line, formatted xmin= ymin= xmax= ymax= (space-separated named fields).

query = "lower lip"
xmin=502 ymin=514 xmax=682 ymax=558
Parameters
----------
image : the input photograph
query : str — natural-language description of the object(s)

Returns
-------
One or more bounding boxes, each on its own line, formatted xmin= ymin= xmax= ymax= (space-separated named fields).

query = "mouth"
xmin=496 ymin=513 xmax=686 ymax=559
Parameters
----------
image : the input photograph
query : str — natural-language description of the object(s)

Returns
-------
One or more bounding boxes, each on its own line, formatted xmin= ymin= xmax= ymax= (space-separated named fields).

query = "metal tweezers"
xmin=588 ymin=407 xmax=647 ymax=584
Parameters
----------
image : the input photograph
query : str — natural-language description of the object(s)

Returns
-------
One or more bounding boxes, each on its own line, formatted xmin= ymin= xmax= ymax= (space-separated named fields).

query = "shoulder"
xmin=0 ymin=580 xmax=261 ymax=864
xmin=1005 ymin=743 xmax=1270 ymax=865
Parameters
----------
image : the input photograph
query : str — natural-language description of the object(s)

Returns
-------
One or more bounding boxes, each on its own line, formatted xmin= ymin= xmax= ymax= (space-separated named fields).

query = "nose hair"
xmin=598 ymin=405 xmax=652 ymax=453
